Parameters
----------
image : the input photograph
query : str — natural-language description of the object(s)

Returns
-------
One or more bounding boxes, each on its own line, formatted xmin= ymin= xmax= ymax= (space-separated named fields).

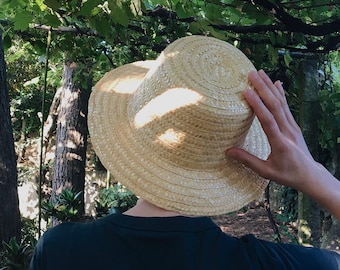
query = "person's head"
xmin=88 ymin=35 xmax=270 ymax=216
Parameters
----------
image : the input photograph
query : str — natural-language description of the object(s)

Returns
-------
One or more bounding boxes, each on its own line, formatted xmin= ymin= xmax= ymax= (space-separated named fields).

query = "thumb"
xmin=226 ymin=148 xmax=269 ymax=179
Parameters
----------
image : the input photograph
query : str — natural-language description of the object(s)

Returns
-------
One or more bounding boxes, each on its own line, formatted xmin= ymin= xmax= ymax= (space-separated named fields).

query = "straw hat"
xmin=88 ymin=35 xmax=270 ymax=216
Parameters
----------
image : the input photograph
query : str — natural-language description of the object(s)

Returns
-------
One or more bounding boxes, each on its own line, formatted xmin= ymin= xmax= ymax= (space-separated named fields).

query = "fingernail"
xmin=244 ymin=88 xmax=255 ymax=96
xmin=225 ymin=149 xmax=237 ymax=159
xmin=258 ymin=69 xmax=266 ymax=77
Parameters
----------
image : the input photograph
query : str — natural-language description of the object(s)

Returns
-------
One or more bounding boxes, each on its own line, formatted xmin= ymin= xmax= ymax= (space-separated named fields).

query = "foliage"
xmin=274 ymin=216 xmax=298 ymax=245
xmin=6 ymin=39 xmax=57 ymax=139
xmin=20 ymin=217 xmax=38 ymax=251
xmin=276 ymin=187 xmax=298 ymax=222
xmin=0 ymin=217 xmax=38 ymax=270
xmin=42 ymin=188 xmax=83 ymax=223
xmin=1 ymin=0 xmax=338 ymax=141
xmin=318 ymin=52 xmax=340 ymax=155
xmin=0 ymin=237 xmax=33 ymax=270
xmin=271 ymin=185 xmax=298 ymax=244
xmin=96 ymin=183 xmax=138 ymax=217
xmin=1 ymin=1 xmax=338 ymax=62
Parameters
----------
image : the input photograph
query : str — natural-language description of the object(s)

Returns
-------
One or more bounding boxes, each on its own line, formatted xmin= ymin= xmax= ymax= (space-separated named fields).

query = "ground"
xmin=212 ymin=202 xmax=297 ymax=244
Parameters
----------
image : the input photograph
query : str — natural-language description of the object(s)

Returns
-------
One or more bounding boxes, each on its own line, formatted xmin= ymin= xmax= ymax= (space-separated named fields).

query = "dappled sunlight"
xmin=18 ymin=171 xmax=108 ymax=220
xmin=56 ymin=129 xmax=85 ymax=161
xmin=58 ymin=89 xmax=83 ymax=126
xmin=84 ymin=171 xmax=107 ymax=216
xmin=109 ymin=61 xmax=156 ymax=94
xmin=65 ymin=130 xmax=84 ymax=149
xmin=156 ymin=128 xmax=186 ymax=148
xmin=18 ymin=181 xmax=39 ymax=220
xmin=111 ymin=75 xmax=147 ymax=94
xmin=298 ymin=219 xmax=313 ymax=246
xmin=134 ymin=88 xmax=203 ymax=128
xmin=66 ymin=152 xmax=83 ymax=161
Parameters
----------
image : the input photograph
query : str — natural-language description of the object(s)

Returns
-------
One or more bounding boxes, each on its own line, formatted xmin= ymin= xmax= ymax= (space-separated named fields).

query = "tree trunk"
xmin=321 ymin=216 xmax=340 ymax=250
xmin=320 ymin=101 xmax=340 ymax=249
xmin=41 ymin=87 xmax=62 ymax=164
xmin=0 ymin=28 xmax=21 ymax=245
xmin=52 ymin=60 xmax=91 ymax=225
xmin=297 ymin=59 xmax=321 ymax=247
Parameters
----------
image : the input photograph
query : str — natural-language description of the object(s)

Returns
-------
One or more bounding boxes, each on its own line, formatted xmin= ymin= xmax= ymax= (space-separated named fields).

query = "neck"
xmin=123 ymin=199 xmax=181 ymax=217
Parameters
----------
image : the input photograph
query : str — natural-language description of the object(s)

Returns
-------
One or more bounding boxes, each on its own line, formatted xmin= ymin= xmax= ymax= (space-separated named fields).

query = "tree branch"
xmin=280 ymin=1 xmax=340 ymax=10
xmin=253 ymin=0 xmax=340 ymax=36
xmin=145 ymin=5 xmax=196 ymax=23
xmin=33 ymin=24 xmax=100 ymax=36
xmin=211 ymin=23 xmax=285 ymax=33
xmin=233 ymin=33 xmax=339 ymax=53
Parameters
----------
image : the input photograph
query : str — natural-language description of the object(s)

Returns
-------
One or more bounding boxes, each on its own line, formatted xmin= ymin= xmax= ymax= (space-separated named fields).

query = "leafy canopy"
xmin=0 ymin=0 xmax=339 ymax=150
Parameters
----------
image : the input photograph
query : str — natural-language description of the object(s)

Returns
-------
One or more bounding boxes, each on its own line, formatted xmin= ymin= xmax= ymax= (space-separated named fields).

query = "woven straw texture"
xmin=88 ymin=35 xmax=270 ymax=216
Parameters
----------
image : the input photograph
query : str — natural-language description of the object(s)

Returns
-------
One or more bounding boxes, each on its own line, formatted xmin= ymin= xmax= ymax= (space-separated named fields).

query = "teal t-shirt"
xmin=30 ymin=214 xmax=340 ymax=269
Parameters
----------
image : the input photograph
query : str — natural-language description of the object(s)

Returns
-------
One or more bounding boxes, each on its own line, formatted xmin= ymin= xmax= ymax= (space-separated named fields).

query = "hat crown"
xmin=128 ymin=36 xmax=255 ymax=170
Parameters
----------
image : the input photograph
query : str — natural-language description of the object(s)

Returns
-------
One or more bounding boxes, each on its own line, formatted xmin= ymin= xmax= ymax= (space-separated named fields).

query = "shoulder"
xmin=38 ymin=215 xmax=123 ymax=246
xmin=42 ymin=221 xmax=89 ymax=240
xmin=240 ymin=234 xmax=340 ymax=269
xmin=30 ymin=219 xmax=113 ymax=270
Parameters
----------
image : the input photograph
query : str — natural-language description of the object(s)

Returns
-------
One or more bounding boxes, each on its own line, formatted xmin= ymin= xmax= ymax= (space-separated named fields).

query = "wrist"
xmin=301 ymin=162 xmax=340 ymax=219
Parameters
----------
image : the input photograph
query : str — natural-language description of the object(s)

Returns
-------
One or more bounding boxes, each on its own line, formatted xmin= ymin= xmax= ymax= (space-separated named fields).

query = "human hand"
xmin=227 ymin=70 xmax=314 ymax=190
xmin=226 ymin=70 xmax=340 ymax=220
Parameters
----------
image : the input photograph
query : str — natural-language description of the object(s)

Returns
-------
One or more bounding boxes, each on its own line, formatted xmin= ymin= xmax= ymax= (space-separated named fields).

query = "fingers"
xmin=258 ymin=70 xmax=282 ymax=101
xmin=243 ymin=88 xmax=280 ymax=143
xmin=249 ymin=71 xmax=285 ymax=124
xmin=248 ymin=70 xmax=297 ymax=135
xmin=274 ymin=80 xmax=300 ymax=131
xmin=274 ymin=80 xmax=285 ymax=99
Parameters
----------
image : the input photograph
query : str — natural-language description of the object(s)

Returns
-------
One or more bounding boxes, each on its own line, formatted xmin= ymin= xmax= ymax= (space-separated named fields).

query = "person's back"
xmin=31 ymin=213 xmax=339 ymax=270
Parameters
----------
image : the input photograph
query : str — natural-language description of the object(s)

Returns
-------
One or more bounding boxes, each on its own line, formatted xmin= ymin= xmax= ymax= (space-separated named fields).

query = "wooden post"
xmin=297 ymin=59 xmax=321 ymax=247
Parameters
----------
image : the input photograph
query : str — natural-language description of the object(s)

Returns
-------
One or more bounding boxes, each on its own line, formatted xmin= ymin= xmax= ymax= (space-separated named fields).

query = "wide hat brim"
xmin=88 ymin=36 xmax=270 ymax=216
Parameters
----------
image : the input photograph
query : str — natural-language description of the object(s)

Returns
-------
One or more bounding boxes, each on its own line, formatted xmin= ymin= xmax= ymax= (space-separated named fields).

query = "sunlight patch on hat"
xmin=156 ymin=128 xmax=186 ymax=148
xmin=110 ymin=61 xmax=155 ymax=94
xmin=134 ymin=88 xmax=203 ymax=128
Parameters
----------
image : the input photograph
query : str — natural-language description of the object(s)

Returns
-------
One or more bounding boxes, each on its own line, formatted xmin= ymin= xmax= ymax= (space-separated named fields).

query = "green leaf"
xmin=9 ymin=0 xmax=26 ymax=7
xmin=43 ymin=14 xmax=61 ymax=27
xmin=267 ymin=44 xmax=278 ymax=65
xmin=13 ymin=11 xmax=33 ymax=30
xmin=89 ymin=16 xmax=111 ymax=36
xmin=283 ymin=53 xmax=293 ymax=68
xmin=276 ymin=31 xmax=287 ymax=45
xmin=268 ymin=32 xmax=276 ymax=44
xmin=242 ymin=3 xmax=262 ymax=20
xmin=109 ymin=2 xmax=130 ymax=26
xmin=202 ymin=3 xmax=222 ymax=22
xmin=79 ymin=0 xmax=102 ymax=16
xmin=229 ymin=8 xmax=241 ymax=22
xmin=44 ymin=0 xmax=62 ymax=10
xmin=35 ymin=0 xmax=48 ymax=11
xmin=3 ymin=34 xmax=12 ymax=51
xmin=174 ymin=1 xmax=195 ymax=19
